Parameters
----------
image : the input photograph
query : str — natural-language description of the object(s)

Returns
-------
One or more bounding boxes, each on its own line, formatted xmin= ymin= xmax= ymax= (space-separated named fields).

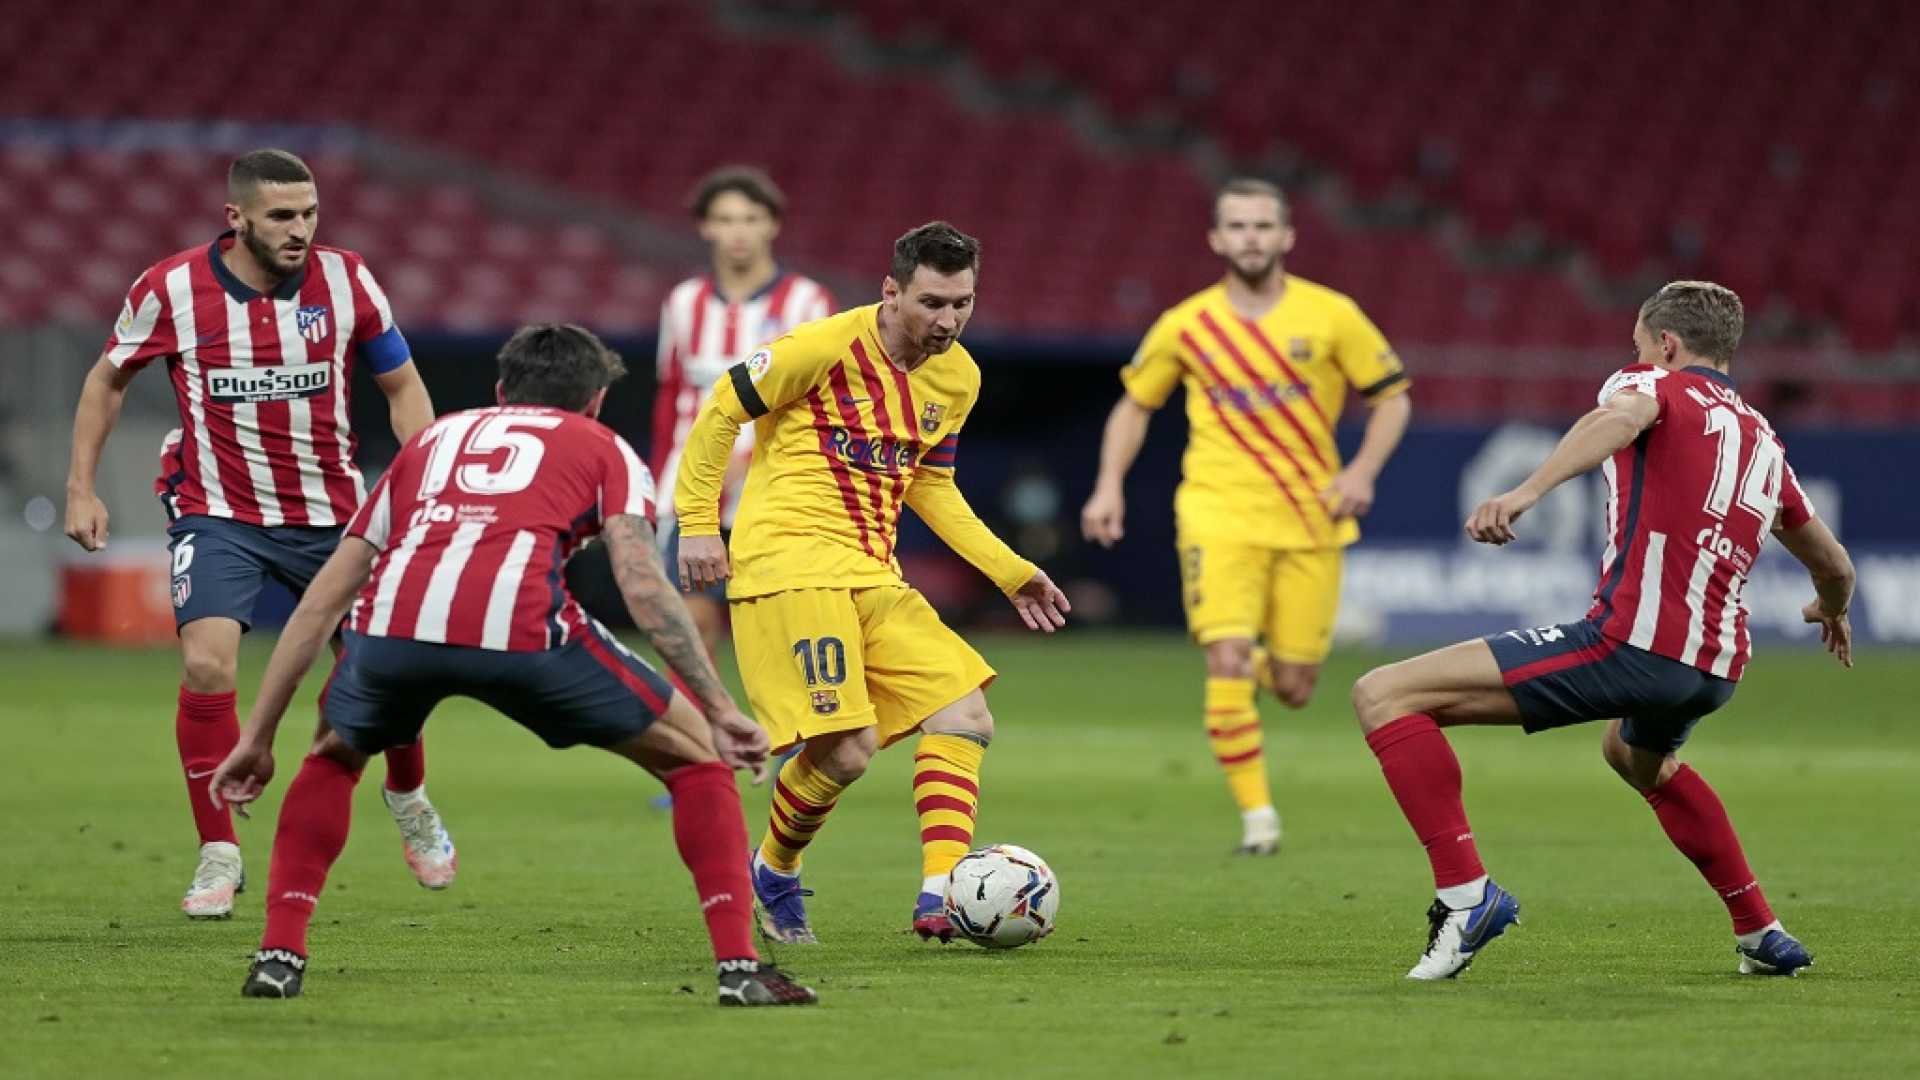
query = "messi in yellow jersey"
xmin=675 ymin=222 xmax=1069 ymax=944
xmin=1082 ymin=179 xmax=1413 ymax=854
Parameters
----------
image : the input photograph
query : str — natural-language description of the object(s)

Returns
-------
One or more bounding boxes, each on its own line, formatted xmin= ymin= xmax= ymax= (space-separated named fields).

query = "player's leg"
xmin=1179 ymin=537 xmax=1281 ymax=851
xmin=1257 ymin=547 xmax=1343 ymax=711
xmin=167 ymin=516 xmax=268 ymax=919
xmin=271 ymin=523 xmax=455 ymax=888
xmin=1601 ymin=713 xmax=1812 ymax=975
xmin=732 ymin=589 xmax=878 ymax=943
xmin=1351 ymin=637 xmax=1533 ymax=979
xmin=855 ymin=586 xmax=999 ymax=940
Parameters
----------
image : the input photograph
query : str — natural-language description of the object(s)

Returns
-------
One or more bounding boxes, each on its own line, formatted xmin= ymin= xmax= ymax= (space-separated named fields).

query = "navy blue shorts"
xmin=321 ymin=625 xmax=676 ymax=754
xmin=165 ymin=514 xmax=341 ymax=631
xmin=1484 ymin=620 xmax=1737 ymax=754
xmin=660 ymin=524 xmax=730 ymax=603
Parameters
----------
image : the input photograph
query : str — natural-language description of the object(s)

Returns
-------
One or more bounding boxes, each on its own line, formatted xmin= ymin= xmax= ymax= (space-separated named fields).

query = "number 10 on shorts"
xmin=793 ymin=637 xmax=847 ymax=715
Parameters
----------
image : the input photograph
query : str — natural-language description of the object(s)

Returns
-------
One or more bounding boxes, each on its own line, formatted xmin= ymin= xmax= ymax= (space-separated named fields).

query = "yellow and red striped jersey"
xmin=675 ymin=305 xmax=1035 ymax=599
xmin=1121 ymin=275 xmax=1409 ymax=549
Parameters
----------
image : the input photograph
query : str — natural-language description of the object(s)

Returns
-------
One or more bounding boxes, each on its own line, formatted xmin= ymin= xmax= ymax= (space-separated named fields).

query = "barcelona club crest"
xmin=297 ymin=305 xmax=331 ymax=344
xmin=1288 ymin=337 xmax=1312 ymax=363
xmin=919 ymin=401 xmax=947 ymax=435
xmin=810 ymin=689 xmax=840 ymax=716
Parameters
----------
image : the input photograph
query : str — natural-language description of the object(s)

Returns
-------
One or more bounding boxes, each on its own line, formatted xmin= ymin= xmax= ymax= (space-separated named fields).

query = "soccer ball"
xmin=943 ymin=844 xmax=1060 ymax=949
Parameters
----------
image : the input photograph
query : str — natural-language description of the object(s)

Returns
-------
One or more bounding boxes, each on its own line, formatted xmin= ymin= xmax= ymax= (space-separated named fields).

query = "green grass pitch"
xmin=2 ymin=633 xmax=1915 ymax=1078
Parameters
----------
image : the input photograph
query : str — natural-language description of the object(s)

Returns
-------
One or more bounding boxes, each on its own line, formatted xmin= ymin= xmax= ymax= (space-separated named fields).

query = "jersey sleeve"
xmin=1597 ymin=364 xmax=1669 ymax=407
xmin=600 ymin=432 xmax=658 ymax=524
xmin=103 ymin=268 xmax=176 ymax=372
xmin=708 ymin=334 xmax=832 ymax=424
xmin=1117 ymin=311 xmax=1186 ymax=409
xmin=345 ymin=469 xmax=396 ymax=548
xmin=1330 ymin=298 xmax=1409 ymax=401
xmin=1777 ymin=452 xmax=1815 ymax=530
xmin=348 ymin=258 xmax=412 ymax=374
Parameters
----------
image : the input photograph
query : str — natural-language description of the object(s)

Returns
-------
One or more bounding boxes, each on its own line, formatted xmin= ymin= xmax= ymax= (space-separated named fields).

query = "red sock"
xmin=176 ymin=686 xmax=239 ymax=846
xmin=382 ymin=739 xmax=426 ymax=793
xmin=664 ymin=761 xmax=758 ymax=965
xmin=1365 ymin=714 xmax=1486 ymax=889
xmin=1644 ymin=764 xmax=1775 ymax=934
xmin=261 ymin=754 xmax=362 ymax=957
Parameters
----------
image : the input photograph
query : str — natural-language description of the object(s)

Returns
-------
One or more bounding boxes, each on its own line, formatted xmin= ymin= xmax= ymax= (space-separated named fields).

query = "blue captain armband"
xmin=921 ymin=432 xmax=959 ymax=469
xmin=361 ymin=325 xmax=412 ymax=374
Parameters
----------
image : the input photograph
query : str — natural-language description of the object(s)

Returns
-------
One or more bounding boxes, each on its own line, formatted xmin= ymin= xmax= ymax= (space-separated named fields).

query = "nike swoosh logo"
xmin=187 ymin=767 xmax=216 ymax=780
xmin=838 ymin=396 xmax=867 ymax=406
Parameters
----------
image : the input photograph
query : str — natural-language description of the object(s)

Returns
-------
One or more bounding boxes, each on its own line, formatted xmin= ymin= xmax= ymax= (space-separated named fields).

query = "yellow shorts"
xmin=1176 ymin=539 xmax=1343 ymax=664
xmin=731 ymin=585 xmax=996 ymax=752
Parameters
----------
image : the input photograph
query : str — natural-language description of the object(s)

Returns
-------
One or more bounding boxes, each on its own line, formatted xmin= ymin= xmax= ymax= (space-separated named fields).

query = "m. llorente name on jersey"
xmin=205 ymin=361 xmax=331 ymax=404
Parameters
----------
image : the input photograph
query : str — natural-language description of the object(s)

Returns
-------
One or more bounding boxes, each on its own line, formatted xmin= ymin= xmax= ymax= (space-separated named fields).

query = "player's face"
xmin=883 ymin=266 xmax=975 ymax=355
xmin=699 ymin=191 xmax=779 ymax=270
xmin=226 ymin=182 xmax=318 ymax=279
xmin=1208 ymin=194 xmax=1294 ymax=282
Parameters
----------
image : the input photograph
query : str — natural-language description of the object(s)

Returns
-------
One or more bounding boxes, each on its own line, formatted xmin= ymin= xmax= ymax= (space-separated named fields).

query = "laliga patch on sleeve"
xmin=745 ymin=348 xmax=773 ymax=383
xmin=1597 ymin=366 xmax=1664 ymax=406
xmin=115 ymin=298 xmax=135 ymax=337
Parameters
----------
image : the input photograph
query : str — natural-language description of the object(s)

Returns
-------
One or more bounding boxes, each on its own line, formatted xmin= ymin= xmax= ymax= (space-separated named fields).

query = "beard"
xmin=240 ymin=223 xmax=304 ymax=279
xmin=1227 ymin=252 xmax=1280 ymax=286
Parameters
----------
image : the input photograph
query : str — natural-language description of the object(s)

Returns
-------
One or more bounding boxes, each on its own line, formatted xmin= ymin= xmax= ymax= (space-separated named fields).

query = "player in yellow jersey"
xmin=1081 ymin=178 xmax=1413 ymax=855
xmin=675 ymin=221 xmax=1070 ymax=943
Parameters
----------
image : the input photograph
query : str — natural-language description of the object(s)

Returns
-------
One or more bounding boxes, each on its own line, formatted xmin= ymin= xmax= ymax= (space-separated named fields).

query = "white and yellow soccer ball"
xmin=943 ymin=844 xmax=1060 ymax=949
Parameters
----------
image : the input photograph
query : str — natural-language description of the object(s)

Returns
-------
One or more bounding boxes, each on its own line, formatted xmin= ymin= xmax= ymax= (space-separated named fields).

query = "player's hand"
xmin=64 ymin=490 xmax=110 ymax=551
xmin=1802 ymin=601 xmax=1853 ymax=669
xmin=1466 ymin=487 xmax=1540 ymax=546
xmin=1080 ymin=487 xmax=1126 ymax=548
xmin=1321 ymin=467 xmax=1376 ymax=519
xmin=677 ymin=533 xmax=731 ymax=592
xmin=209 ymin=736 xmax=275 ymax=819
xmin=707 ymin=704 xmax=771 ymax=784
xmin=1010 ymin=569 xmax=1070 ymax=633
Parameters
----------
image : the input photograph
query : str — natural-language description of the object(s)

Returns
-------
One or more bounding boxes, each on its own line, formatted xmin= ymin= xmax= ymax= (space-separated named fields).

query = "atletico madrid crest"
xmin=297 ymin=305 xmax=331 ymax=344
xmin=810 ymin=689 xmax=840 ymax=715
xmin=919 ymin=401 xmax=947 ymax=434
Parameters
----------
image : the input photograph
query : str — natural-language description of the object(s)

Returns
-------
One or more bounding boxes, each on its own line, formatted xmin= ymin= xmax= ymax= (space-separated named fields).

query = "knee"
xmin=808 ymin=729 xmax=877 ymax=784
xmin=1272 ymin=664 xmax=1318 ymax=710
xmin=1205 ymin=639 xmax=1254 ymax=680
xmin=1601 ymin=723 xmax=1672 ymax=793
xmin=1351 ymin=667 xmax=1395 ymax=733
xmin=927 ymin=697 xmax=994 ymax=744
xmin=180 ymin=642 xmax=236 ymax=694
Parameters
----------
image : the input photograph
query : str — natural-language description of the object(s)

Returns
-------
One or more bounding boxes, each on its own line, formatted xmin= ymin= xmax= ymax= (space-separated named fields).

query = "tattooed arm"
xmin=602 ymin=513 xmax=738 ymax=717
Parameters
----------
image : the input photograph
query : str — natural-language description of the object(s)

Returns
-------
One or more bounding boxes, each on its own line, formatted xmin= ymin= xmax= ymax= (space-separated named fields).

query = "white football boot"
xmin=1235 ymin=806 xmax=1283 ymax=855
xmin=384 ymin=787 xmax=457 ymax=889
xmin=182 ymin=841 xmax=244 ymax=919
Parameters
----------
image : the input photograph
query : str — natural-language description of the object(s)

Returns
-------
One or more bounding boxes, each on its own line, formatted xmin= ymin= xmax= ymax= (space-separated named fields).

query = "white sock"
xmin=1735 ymin=920 xmax=1783 ymax=950
xmin=1437 ymin=875 xmax=1489 ymax=910
xmin=384 ymin=784 xmax=427 ymax=806
xmin=922 ymin=874 xmax=949 ymax=897
xmin=754 ymin=852 xmax=798 ymax=879
xmin=1242 ymin=806 xmax=1279 ymax=825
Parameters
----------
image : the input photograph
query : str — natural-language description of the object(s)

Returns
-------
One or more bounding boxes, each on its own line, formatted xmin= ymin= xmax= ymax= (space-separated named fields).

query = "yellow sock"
xmin=757 ymin=751 xmax=845 ymax=875
xmin=1206 ymin=677 xmax=1271 ymax=813
xmin=913 ymin=733 xmax=985 ymax=880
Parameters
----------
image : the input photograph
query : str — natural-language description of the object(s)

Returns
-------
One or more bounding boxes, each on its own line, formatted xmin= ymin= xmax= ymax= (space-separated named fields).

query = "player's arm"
xmin=673 ymin=340 xmax=820 ymax=589
xmin=64 ymin=354 xmax=139 ymax=552
xmin=210 ymin=538 xmax=378 ymax=813
xmin=907 ymin=461 xmax=1069 ymax=634
xmin=1325 ymin=298 xmax=1413 ymax=518
xmin=1770 ymin=454 xmax=1854 ymax=667
xmin=374 ymin=361 xmax=435 ymax=443
xmin=1083 ymin=316 xmax=1182 ymax=547
xmin=1467 ymin=390 xmax=1658 ymax=545
xmin=1324 ymin=390 xmax=1411 ymax=519
xmin=1081 ymin=395 xmax=1154 ymax=547
xmin=602 ymin=513 xmax=769 ymax=779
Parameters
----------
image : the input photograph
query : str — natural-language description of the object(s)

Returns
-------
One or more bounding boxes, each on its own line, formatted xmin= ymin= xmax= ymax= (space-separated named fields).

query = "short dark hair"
xmin=228 ymin=148 xmax=314 ymax=202
xmin=688 ymin=165 xmax=786 ymax=220
xmin=1638 ymin=280 xmax=1744 ymax=364
xmin=496 ymin=323 xmax=628 ymax=411
xmin=1212 ymin=177 xmax=1289 ymax=227
xmin=889 ymin=221 xmax=980 ymax=288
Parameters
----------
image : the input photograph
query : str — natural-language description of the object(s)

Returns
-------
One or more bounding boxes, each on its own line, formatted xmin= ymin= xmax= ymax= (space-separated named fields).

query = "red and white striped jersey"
xmin=108 ymin=233 xmax=415 ymax=529
xmin=344 ymin=406 xmax=655 ymax=652
xmin=1586 ymin=364 xmax=1814 ymax=680
xmin=652 ymin=270 xmax=834 ymax=523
